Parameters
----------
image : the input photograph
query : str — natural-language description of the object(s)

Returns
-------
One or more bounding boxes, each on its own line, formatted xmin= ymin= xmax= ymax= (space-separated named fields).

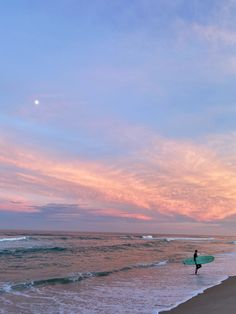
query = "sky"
xmin=1 ymin=0 xmax=236 ymax=235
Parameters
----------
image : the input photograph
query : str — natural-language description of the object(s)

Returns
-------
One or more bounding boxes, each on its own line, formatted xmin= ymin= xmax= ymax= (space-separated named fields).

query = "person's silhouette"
xmin=194 ymin=250 xmax=202 ymax=274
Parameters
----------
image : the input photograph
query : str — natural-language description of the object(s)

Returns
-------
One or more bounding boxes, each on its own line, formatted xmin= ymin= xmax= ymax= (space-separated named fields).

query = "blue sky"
xmin=1 ymin=0 xmax=236 ymax=234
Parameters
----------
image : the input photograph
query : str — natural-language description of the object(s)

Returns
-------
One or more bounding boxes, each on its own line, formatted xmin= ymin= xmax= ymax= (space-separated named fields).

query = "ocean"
xmin=0 ymin=231 xmax=236 ymax=314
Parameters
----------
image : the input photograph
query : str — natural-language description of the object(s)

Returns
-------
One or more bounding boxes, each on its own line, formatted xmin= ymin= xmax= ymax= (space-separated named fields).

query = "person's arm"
xmin=194 ymin=253 xmax=197 ymax=264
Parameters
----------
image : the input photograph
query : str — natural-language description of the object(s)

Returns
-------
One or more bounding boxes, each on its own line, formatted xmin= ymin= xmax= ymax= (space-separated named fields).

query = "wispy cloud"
xmin=0 ymin=196 xmax=38 ymax=213
xmin=1 ymin=128 xmax=236 ymax=223
xmin=193 ymin=24 xmax=236 ymax=45
xmin=32 ymin=203 xmax=152 ymax=223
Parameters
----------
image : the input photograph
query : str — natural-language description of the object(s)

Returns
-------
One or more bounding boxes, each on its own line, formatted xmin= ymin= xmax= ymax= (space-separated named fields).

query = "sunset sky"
xmin=1 ymin=0 xmax=236 ymax=234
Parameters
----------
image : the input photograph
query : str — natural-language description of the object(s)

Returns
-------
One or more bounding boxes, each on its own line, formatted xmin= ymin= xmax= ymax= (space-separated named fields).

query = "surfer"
xmin=194 ymin=250 xmax=202 ymax=274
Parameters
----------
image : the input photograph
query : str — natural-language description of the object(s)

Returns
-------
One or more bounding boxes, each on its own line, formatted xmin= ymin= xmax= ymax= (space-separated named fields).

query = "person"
xmin=193 ymin=250 xmax=202 ymax=274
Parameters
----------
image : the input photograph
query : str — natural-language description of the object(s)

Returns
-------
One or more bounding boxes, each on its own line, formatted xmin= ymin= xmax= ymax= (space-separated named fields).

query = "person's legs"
xmin=197 ymin=264 xmax=201 ymax=273
xmin=195 ymin=264 xmax=202 ymax=274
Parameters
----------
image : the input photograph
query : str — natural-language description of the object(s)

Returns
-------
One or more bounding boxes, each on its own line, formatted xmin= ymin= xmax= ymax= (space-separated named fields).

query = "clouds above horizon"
xmin=1 ymin=126 xmax=236 ymax=226
xmin=1 ymin=0 xmax=236 ymax=233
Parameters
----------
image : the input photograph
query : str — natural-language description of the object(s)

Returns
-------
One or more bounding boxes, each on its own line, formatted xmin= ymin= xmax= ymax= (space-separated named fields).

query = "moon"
xmin=34 ymin=99 xmax=40 ymax=106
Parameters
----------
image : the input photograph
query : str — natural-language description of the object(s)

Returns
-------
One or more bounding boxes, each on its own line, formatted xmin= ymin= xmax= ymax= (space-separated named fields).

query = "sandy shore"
xmin=160 ymin=276 xmax=236 ymax=314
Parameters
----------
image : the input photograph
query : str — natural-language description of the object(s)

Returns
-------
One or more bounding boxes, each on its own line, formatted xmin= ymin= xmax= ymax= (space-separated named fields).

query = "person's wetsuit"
xmin=194 ymin=251 xmax=202 ymax=274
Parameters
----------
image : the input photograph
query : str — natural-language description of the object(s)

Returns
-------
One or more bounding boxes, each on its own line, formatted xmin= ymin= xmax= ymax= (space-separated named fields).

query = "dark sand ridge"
xmin=160 ymin=276 xmax=236 ymax=314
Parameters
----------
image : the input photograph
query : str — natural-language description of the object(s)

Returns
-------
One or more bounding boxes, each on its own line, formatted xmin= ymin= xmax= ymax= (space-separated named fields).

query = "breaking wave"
xmin=1 ymin=260 xmax=168 ymax=292
xmin=141 ymin=236 xmax=215 ymax=242
xmin=0 ymin=236 xmax=28 ymax=242
xmin=142 ymin=235 xmax=153 ymax=239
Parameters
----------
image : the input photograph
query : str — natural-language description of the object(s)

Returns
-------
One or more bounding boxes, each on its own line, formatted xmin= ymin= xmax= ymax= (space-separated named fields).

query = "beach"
xmin=161 ymin=276 xmax=236 ymax=314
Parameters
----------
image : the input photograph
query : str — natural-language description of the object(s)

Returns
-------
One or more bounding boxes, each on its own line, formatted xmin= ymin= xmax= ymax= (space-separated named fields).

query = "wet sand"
xmin=160 ymin=276 xmax=236 ymax=314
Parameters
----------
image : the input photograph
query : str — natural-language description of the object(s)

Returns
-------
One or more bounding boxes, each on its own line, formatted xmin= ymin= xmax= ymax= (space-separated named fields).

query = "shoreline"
xmin=160 ymin=276 xmax=236 ymax=313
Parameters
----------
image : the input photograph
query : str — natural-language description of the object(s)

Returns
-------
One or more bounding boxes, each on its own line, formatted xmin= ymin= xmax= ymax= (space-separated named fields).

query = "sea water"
xmin=0 ymin=231 xmax=236 ymax=313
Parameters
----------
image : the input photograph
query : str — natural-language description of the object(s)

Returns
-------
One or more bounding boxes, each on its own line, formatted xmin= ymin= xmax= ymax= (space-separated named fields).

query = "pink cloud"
xmin=0 ymin=195 xmax=38 ymax=213
xmin=1 ymin=131 xmax=236 ymax=222
xmin=95 ymin=208 xmax=152 ymax=221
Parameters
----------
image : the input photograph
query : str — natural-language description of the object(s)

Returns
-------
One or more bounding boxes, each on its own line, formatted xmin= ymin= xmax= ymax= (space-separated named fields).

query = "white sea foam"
xmin=0 ymin=236 xmax=28 ymax=242
xmin=142 ymin=235 xmax=215 ymax=241
xmin=157 ymin=260 xmax=168 ymax=266
xmin=135 ymin=260 xmax=168 ymax=269
xmin=1 ymin=283 xmax=12 ymax=293
xmin=142 ymin=235 xmax=153 ymax=239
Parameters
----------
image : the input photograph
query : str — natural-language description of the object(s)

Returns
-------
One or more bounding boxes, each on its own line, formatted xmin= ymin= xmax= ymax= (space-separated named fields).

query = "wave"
xmin=0 ymin=236 xmax=28 ymax=242
xmin=119 ymin=260 xmax=168 ymax=272
xmin=1 ymin=260 xmax=168 ymax=292
xmin=141 ymin=235 xmax=215 ymax=242
xmin=142 ymin=235 xmax=153 ymax=239
xmin=75 ymin=236 xmax=104 ymax=240
xmin=76 ymin=242 xmax=159 ymax=253
xmin=0 ymin=246 xmax=67 ymax=256
xmin=0 ymin=241 xmax=158 ymax=256
xmin=35 ymin=236 xmax=104 ymax=241
xmin=120 ymin=236 xmax=135 ymax=239
xmin=158 ymin=237 xmax=215 ymax=242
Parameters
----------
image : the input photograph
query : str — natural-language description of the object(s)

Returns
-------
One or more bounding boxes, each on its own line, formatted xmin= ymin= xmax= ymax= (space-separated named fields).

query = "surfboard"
xmin=183 ymin=255 xmax=214 ymax=265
